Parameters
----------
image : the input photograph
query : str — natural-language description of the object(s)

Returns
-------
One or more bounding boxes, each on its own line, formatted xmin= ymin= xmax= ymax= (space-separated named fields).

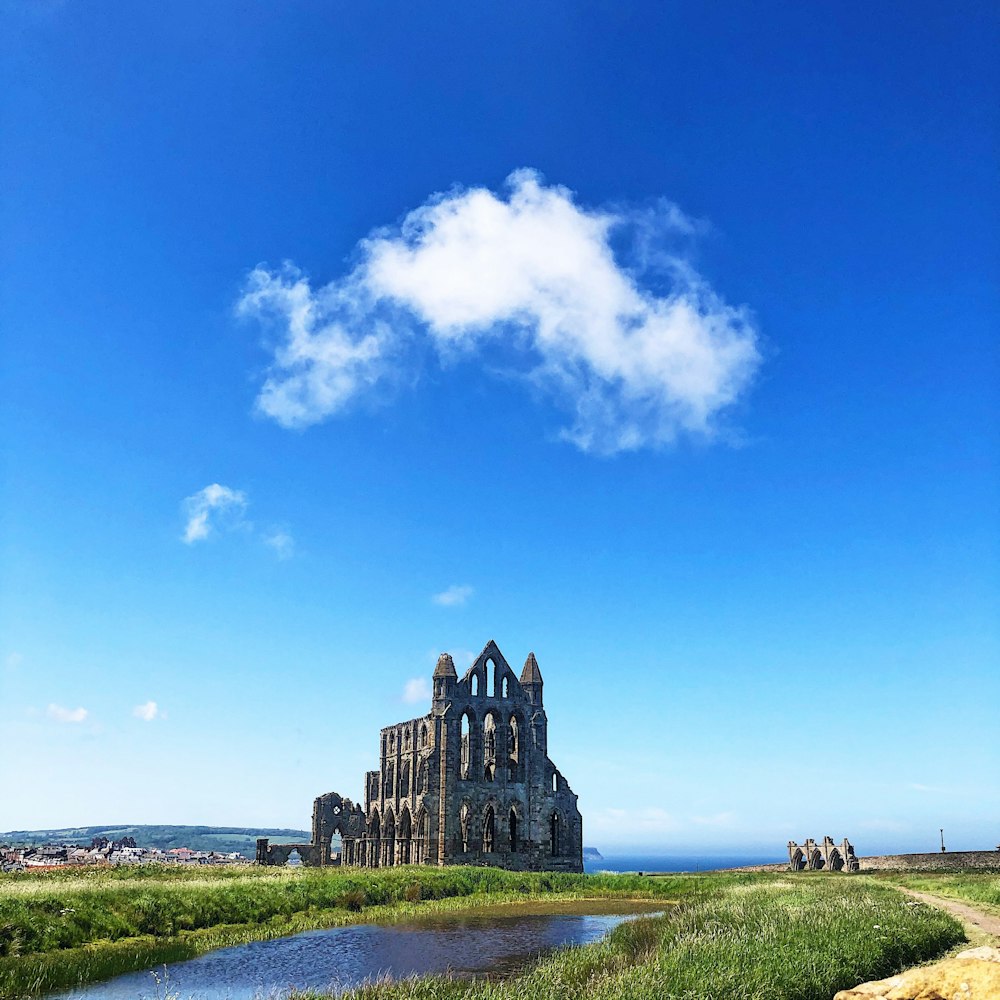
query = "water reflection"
xmin=51 ymin=903 xmax=663 ymax=1000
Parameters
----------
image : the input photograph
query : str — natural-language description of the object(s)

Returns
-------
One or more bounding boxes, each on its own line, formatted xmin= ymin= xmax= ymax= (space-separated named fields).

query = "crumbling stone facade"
xmin=788 ymin=837 xmax=859 ymax=871
xmin=257 ymin=641 xmax=583 ymax=872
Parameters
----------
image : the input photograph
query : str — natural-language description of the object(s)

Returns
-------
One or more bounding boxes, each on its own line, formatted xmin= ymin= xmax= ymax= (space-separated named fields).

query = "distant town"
xmin=1 ymin=836 xmax=253 ymax=871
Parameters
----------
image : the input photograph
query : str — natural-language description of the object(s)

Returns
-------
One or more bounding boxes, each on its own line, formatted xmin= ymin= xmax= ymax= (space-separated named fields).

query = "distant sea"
xmin=584 ymin=854 xmax=785 ymax=874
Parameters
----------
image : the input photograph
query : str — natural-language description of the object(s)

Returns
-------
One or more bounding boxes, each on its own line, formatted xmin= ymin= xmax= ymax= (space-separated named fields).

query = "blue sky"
xmin=1 ymin=1 xmax=997 ymax=855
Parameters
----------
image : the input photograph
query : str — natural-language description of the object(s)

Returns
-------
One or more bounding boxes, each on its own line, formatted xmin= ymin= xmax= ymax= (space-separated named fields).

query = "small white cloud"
xmin=181 ymin=483 xmax=248 ymax=544
xmin=402 ymin=678 xmax=431 ymax=704
xmin=263 ymin=528 xmax=295 ymax=559
xmin=239 ymin=170 xmax=760 ymax=455
xmin=132 ymin=700 xmax=161 ymax=722
xmin=5 ymin=651 xmax=23 ymax=670
xmin=47 ymin=704 xmax=88 ymax=724
xmin=433 ymin=584 xmax=474 ymax=607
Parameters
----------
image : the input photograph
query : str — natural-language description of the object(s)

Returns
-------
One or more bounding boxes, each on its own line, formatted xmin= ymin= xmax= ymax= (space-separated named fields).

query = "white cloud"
xmin=132 ymin=700 xmax=161 ymax=722
xmin=47 ymin=704 xmax=88 ymax=724
xmin=402 ymin=677 xmax=431 ymax=704
xmin=432 ymin=584 xmax=474 ymax=607
xmin=263 ymin=528 xmax=295 ymax=559
xmin=181 ymin=484 xmax=248 ymax=544
xmin=239 ymin=170 xmax=760 ymax=454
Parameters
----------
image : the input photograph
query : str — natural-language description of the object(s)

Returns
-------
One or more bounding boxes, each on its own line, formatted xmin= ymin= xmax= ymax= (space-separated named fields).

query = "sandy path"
xmin=901 ymin=888 xmax=1000 ymax=940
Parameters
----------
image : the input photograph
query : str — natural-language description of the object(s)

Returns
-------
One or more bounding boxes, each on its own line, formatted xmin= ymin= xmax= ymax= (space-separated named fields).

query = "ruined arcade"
xmin=257 ymin=640 xmax=583 ymax=871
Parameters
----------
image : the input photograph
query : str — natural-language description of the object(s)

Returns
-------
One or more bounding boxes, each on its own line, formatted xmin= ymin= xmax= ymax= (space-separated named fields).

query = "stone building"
xmin=257 ymin=640 xmax=583 ymax=872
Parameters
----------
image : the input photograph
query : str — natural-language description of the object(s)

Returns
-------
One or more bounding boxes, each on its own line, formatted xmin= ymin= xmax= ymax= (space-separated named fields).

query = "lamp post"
xmin=939 ymin=829 xmax=946 ymax=853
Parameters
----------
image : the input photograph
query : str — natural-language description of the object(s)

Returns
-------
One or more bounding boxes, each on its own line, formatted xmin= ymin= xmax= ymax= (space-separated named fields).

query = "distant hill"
xmin=583 ymin=846 xmax=603 ymax=860
xmin=0 ymin=825 xmax=311 ymax=855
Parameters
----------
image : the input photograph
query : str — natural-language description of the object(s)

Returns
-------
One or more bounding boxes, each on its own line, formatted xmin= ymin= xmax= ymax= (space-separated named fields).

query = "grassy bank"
xmin=0 ymin=870 xmax=967 ymax=1000
xmin=0 ymin=866 xmax=672 ymax=998
xmin=307 ymin=876 xmax=965 ymax=1000
xmin=873 ymin=872 xmax=1000 ymax=914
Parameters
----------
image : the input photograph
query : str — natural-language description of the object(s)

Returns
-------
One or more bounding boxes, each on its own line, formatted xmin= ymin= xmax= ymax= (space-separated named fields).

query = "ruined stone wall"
xmin=258 ymin=640 xmax=583 ymax=872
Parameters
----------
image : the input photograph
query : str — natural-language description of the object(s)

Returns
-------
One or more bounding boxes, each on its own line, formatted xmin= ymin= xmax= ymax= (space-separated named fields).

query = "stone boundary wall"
xmin=856 ymin=851 xmax=1000 ymax=872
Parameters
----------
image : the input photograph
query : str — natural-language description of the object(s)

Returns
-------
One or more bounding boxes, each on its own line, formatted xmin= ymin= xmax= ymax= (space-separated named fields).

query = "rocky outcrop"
xmin=834 ymin=947 xmax=1000 ymax=999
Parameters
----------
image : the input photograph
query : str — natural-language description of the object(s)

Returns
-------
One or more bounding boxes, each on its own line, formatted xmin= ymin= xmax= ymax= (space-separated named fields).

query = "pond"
xmin=51 ymin=900 xmax=666 ymax=1000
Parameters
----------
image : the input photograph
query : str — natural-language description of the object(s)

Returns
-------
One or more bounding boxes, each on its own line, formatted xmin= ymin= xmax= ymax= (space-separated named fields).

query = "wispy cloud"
xmin=181 ymin=484 xmax=248 ymax=543
xmin=238 ymin=169 xmax=760 ymax=455
xmin=132 ymin=700 xmax=162 ymax=722
xmin=402 ymin=678 xmax=431 ymax=704
xmin=47 ymin=704 xmax=88 ymax=724
xmin=263 ymin=528 xmax=295 ymax=559
xmin=5 ymin=651 xmax=23 ymax=671
xmin=432 ymin=584 xmax=474 ymax=607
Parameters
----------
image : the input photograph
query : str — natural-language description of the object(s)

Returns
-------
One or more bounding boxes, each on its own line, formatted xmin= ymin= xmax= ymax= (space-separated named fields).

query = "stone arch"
xmin=383 ymin=807 xmax=396 ymax=867
xmin=398 ymin=805 xmax=412 ymax=865
xmin=501 ymin=674 xmax=509 ymax=698
xmin=367 ymin=808 xmax=381 ymax=868
xmin=549 ymin=809 xmax=562 ymax=857
xmin=460 ymin=709 xmax=476 ymax=779
xmin=419 ymin=722 xmax=429 ymax=748
xmin=400 ymin=759 xmax=411 ymax=796
xmin=459 ymin=801 xmax=472 ymax=853
xmin=471 ymin=672 xmax=480 ymax=696
xmin=483 ymin=710 xmax=501 ymax=782
xmin=486 ymin=658 xmax=496 ymax=696
xmin=507 ymin=712 xmax=522 ymax=782
xmin=483 ymin=803 xmax=496 ymax=853
xmin=417 ymin=758 xmax=429 ymax=794
xmin=508 ymin=801 xmax=522 ymax=852
xmin=414 ymin=807 xmax=429 ymax=864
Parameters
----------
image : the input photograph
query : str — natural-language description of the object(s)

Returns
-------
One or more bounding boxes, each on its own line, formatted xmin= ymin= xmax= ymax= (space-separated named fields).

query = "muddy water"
xmin=52 ymin=900 xmax=666 ymax=1000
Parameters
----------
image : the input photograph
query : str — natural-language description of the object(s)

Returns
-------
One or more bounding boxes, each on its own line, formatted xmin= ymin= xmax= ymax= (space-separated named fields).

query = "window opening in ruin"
xmin=384 ymin=764 xmax=395 ymax=799
xmin=486 ymin=658 xmax=496 ymax=696
xmin=460 ymin=711 xmax=472 ymax=779
xmin=551 ymin=771 xmax=558 ymax=792
xmin=419 ymin=723 xmax=428 ymax=747
xmin=501 ymin=675 xmax=509 ymax=698
xmin=508 ymin=716 xmax=519 ymax=781
xmin=483 ymin=712 xmax=499 ymax=782
xmin=550 ymin=812 xmax=560 ymax=856
xmin=383 ymin=810 xmax=396 ymax=867
xmin=418 ymin=761 xmax=428 ymax=793
xmin=471 ymin=673 xmax=479 ymax=696
xmin=404 ymin=729 xmax=411 ymax=750
xmin=400 ymin=760 xmax=410 ymax=795
xmin=483 ymin=805 xmax=495 ymax=853
xmin=286 ymin=848 xmax=302 ymax=866
xmin=460 ymin=803 xmax=471 ymax=853
xmin=389 ymin=731 xmax=395 ymax=752
xmin=509 ymin=808 xmax=518 ymax=851
xmin=398 ymin=808 xmax=412 ymax=865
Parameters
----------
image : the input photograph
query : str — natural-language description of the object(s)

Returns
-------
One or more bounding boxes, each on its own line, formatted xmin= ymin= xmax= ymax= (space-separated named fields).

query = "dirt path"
xmin=900 ymin=888 xmax=1000 ymax=941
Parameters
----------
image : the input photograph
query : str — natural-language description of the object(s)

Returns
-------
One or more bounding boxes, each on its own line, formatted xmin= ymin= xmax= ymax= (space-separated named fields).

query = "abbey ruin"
xmin=257 ymin=640 xmax=584 ymax=871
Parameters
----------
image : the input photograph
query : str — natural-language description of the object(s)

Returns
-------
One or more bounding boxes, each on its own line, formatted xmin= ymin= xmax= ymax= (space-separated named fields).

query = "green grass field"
xmin=0 ymin=868 xmax=972 ymax=1000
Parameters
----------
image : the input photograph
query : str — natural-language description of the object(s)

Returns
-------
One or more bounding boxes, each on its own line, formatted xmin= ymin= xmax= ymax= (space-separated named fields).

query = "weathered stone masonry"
xmin=257 ymin=640 xmax=583 ymax=872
